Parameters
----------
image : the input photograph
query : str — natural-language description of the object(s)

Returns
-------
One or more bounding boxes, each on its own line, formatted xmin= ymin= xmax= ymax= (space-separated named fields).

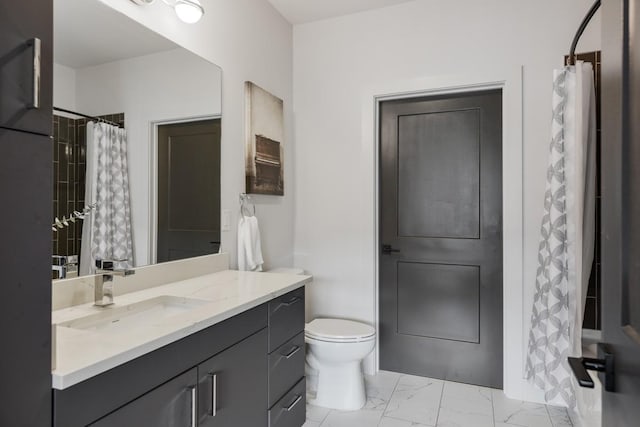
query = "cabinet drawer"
xmin=268 ymin=378 xmax=306 ymax=427
xmin=269 ymin=332 xmax=305 ymax=407
xmin=268 ymin=287 xmax=305 ymax=352
xmin=90 ymin=368 xmax=198 ymax=427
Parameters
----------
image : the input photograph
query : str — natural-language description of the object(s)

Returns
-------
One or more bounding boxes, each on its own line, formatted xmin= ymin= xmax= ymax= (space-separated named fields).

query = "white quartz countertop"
xmin=52 ymin=270 xmax=311 ymax=390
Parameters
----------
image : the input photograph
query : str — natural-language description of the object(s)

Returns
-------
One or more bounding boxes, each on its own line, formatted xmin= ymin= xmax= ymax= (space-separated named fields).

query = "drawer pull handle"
xmin=283 ymin=394 xmax=303 ymax=412
xmin=27 ymin=38 xmax=41 ymax=109
xmin=281 ymin=345 xmax=301 ymax=359
xmin=190 ymin=386 xmax=197 ymax=427
xmin=208 ymin=373 xmax=218 ymax=416
xmin=274 ymin=296 xmax=301 ymax=312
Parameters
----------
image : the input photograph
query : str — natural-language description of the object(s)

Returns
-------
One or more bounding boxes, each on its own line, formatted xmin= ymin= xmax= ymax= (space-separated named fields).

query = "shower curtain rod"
xmin=53 ymin=106 xmax=119 ymax=127
xmin=567 ymin=0 xmax=601 ymax=66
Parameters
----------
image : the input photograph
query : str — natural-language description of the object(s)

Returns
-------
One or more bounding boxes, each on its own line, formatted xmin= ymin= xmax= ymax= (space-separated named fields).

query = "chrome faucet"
xmin=94 ymin=259 xmax=135 ymax=307
xmin=52 ymin=255 xmax=78 ymax=279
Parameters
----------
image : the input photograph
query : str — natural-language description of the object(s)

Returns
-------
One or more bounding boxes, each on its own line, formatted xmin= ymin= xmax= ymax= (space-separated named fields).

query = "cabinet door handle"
xmin=283 ymin=394 xmax=302 ymax=412
xmin=280 ymin=345 xmax=301 ymax=359
xmin=190 ymin=386 xmax=197 ymax=427
xmin=274 ymin=296 xmax=301 ymax=312
xmin=26 ymin=38 xmax=41 ymax=109
xmin=208 ymin=373 xmax=218 ymax=416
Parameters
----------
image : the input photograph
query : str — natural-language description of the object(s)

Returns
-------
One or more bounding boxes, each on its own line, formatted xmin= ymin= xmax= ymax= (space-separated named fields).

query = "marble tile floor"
xmin=303 ymin=370 xmax=573 ymax=427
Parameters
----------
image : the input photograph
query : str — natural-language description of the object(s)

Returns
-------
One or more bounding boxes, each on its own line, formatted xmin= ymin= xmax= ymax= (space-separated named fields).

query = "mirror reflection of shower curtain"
xmin=526 ymin=61 xmax=596 ymax=409
xmin=79 ymin=122 xmax=134 ymax=275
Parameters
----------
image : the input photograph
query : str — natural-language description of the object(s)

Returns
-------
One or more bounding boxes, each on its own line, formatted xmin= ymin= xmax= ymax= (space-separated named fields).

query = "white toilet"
xmin=266 ymin=268 xmax=376 ymax=410
xmin=305 ymin=318 xmax=375 ymax=411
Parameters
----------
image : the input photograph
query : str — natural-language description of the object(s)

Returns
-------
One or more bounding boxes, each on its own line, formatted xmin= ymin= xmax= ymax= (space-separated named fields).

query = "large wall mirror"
xmin=52 ymin=0 xmax=222 ymax=279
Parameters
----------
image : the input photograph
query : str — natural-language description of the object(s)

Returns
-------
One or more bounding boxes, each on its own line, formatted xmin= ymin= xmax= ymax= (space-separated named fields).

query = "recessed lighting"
xmin=129 ymin=0 xmax=205 ymax=24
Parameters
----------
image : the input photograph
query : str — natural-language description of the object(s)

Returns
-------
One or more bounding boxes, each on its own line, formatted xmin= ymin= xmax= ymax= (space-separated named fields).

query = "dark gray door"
xmin=600 ymin=0 xmax=640 ymax=425
xmin=158 ymin=119 xmax=221 ymax=262
xmin=197 ymin=329 xmax=268 ymax=427
xmin=90 ymin=368 xmax=198 ymax=427
xmin=379 ymin=90 xmax=503 ymax=388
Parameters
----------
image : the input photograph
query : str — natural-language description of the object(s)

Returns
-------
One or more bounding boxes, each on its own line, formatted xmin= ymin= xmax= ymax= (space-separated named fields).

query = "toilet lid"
xmin=305 ymin=318 xmax=375 ymax=341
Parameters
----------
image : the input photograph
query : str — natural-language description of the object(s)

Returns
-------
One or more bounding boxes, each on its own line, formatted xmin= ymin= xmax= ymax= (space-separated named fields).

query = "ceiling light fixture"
xmin=130 ymin=0 xmax=205 ymax=24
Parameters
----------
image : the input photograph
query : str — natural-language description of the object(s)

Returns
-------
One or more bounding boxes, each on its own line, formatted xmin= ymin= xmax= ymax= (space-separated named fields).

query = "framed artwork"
xmin=244 ymin=81 xmax=284 ymax=195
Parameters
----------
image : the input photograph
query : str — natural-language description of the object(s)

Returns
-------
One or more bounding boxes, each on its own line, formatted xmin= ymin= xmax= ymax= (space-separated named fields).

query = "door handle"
xmin=280 ymin=345 xmax=301 ymax=359
xmin=273 ymin=296 xmax=302 ymax=312
xmin=382 ymin=244 xmax=400 ymax=255
xmin=283 ymin=394 xmax=303 ymax=412
xmin=26 ymin=38 xmax=41 ymax=109
xmin=190 ymin=386 xmax=197 ymax=427
xmin=568 ymin=343 xmax=615 ymax=392
xmin=211 ymin=373 xmax=217 ymax=417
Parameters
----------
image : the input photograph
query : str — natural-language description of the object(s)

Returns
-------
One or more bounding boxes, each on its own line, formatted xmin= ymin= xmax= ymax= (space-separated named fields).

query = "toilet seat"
xmin=305 ymin=318 xmax=375 ymax=343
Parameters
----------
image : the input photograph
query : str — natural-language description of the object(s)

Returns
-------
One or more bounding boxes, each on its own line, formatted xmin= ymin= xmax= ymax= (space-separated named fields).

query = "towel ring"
xmin=240 ymin=193 xmax=256 ymax=217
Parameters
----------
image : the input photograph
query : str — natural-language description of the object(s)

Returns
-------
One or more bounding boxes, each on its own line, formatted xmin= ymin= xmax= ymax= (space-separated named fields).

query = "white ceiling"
xmin=54 ymin=0 xmax=178 ymax=69
xmin=267 ymin=0 xmax=417 ymax=24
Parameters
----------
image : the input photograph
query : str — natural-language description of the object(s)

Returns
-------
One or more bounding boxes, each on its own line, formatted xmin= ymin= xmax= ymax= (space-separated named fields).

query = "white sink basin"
xmin=57 ymin=296 xmax=208 ymax=333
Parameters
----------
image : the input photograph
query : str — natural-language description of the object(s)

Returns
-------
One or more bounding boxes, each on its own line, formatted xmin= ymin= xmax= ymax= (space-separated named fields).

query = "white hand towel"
xmin=237 ymin=215 xmax=264 ymax=271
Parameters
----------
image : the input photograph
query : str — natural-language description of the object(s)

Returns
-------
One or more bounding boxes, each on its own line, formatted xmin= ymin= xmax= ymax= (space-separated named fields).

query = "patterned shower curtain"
xmin=526 ymin=62 xmax=596 ymax=408
xmin=79 ymin=122 xmax=134 ymax=275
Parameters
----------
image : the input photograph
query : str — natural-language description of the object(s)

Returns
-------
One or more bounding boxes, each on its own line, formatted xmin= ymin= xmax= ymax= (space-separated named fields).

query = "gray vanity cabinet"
xmin=89 ymin=330 xmax=269 ymax=427
xmin=197 ymin=329 xmax=268 ymax=426
xmin=267 ymin=287 xmax=306 ymax=427
xmin=89 ymin=368 xmax=198 ymax=427
xmin=0 ymin=0 xmax=53 ymax=425
xmin=54 ymin=289 xmax=307 ymax=427
xmin=85 ymin=330 xmax=268 ymax=427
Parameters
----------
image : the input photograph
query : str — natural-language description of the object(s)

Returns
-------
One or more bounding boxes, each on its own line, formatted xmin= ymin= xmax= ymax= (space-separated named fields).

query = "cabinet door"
xmin=0 ymin=0 xmax=53 ymax=135
xmin=198 ymin=329 xmax=268 ymax=427
xmin=0 ymin=128 xmax=52 ymax=426
xmin=90 ymin=368 xmax=198 ymax=427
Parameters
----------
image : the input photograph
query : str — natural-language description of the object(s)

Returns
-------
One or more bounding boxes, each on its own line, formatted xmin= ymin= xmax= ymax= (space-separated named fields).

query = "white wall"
xmin=53 ymin=63 xmax=77 ymax=111
xmin=292 ymin=0 xmax=601 ymax=402
xmin=85 ymin=0 xmax=294 ymax=269
xmin=69 ymin=48 xmax=222 ymax=267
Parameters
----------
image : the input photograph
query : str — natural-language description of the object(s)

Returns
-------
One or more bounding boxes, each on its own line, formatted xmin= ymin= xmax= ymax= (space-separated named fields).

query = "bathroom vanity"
xmin=52 ymin=266 xmax=309 ymax=427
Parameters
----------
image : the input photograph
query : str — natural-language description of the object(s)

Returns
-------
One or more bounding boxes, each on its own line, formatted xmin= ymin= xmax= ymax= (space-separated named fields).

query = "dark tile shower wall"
xmin=52 ymin=113 xmax=125 ymax=261
xmin=52 ymin=114 xmax=81 ymax=259
xmin=568 ymin=51 xmax=602 ymax=330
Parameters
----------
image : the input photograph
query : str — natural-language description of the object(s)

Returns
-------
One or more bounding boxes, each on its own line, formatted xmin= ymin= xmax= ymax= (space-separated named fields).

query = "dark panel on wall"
xmin=168 ymin=133 xmax=218 ymax=230
xmin=398 ymin=110 xmax=480 ymax=239
xmin=158 ymin=119 xmax=221 ymax=263
xmin=397 ymin=262 xmax=480 ymax=343
xmin=0 ymin=0 xmax=53 ymax=424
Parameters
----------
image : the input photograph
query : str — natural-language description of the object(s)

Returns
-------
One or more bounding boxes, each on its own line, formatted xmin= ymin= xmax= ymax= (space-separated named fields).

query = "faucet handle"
xmin=95 ymin=259 xmax=130 ymax=270
xmin=95 ymin=258 xmax=135 ymax=277
xmin=95 ymin=259 xmax=115 ymax=270
xmin=53 ymin=255 xmax=67 ymax=266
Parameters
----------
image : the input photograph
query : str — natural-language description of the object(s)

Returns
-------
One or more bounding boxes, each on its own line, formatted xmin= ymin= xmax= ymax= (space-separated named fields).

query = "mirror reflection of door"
xmin=157 ymin=119 xmax=221 ymax=263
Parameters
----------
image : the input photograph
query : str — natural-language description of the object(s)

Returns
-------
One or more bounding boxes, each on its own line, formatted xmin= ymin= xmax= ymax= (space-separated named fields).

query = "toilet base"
xmin=308 ymin=360 xmax=366 ymax=411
